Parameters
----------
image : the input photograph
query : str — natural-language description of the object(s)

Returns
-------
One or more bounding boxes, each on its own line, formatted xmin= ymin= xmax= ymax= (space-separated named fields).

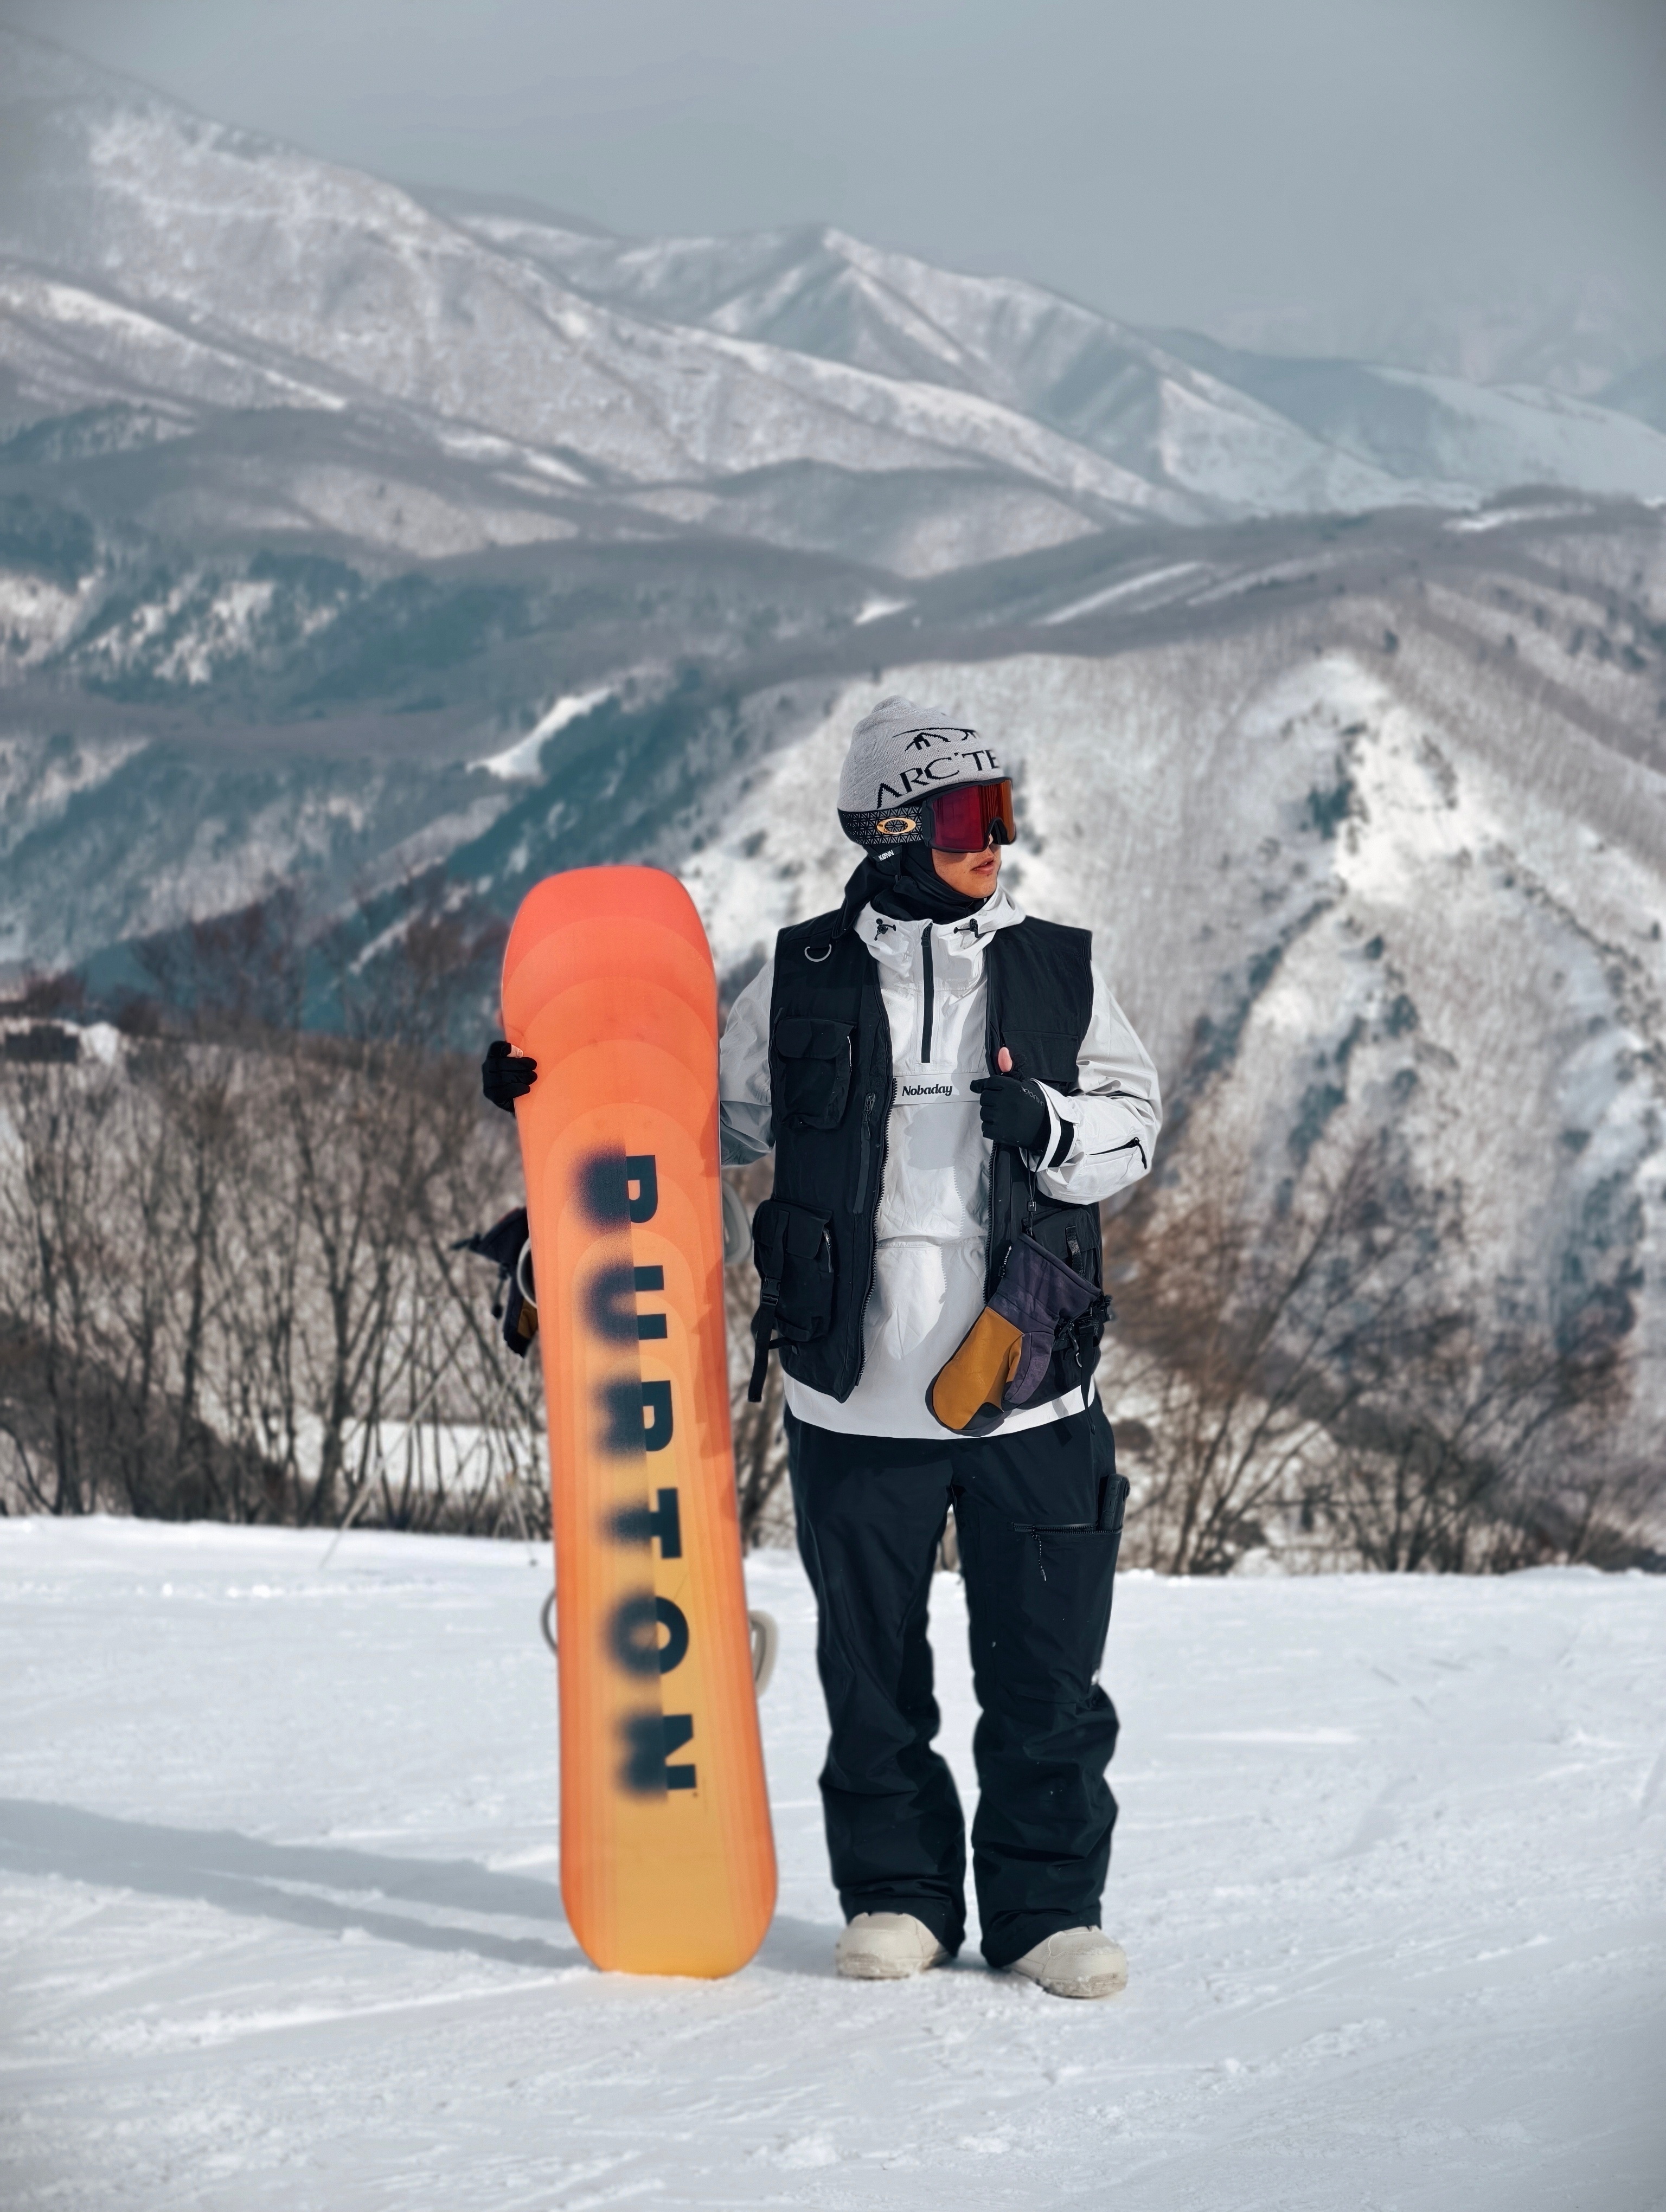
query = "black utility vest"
xmin=750 ymin=901 xmax=1103 ymax=1405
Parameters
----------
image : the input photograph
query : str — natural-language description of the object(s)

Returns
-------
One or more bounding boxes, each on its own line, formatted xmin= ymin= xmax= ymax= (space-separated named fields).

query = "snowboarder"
xmin=721 ymin=696 xmax=1158 ymax=1998
xmin=484 ymin=694 xmax=1160 ymax=1999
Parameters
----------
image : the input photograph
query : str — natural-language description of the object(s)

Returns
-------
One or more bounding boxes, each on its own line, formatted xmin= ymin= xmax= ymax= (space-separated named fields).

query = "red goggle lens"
xmin=929 ymin=779 xmax=1016 ymax=852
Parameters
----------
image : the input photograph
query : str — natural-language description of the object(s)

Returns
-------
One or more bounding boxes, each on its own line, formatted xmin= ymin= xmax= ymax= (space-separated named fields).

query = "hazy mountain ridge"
xmin=456 ymin=214 xmax=1666 ymax=519
xmin=4 ymin=20 xmax=1666 ymax=629
xmin=1207 ymin=279 xmax=1666 ymax=405
xmin=0 ymin=33 xmax=1192 ymax=574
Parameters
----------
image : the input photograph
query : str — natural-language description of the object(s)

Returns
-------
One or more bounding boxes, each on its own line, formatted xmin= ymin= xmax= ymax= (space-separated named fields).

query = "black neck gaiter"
xmin=842 ymin=845 xmax=991 ymax=929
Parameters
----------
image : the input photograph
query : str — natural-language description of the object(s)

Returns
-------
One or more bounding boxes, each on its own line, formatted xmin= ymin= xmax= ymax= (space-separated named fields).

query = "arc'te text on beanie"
xmin=837 ymin=694 xmax=1007 ymax=848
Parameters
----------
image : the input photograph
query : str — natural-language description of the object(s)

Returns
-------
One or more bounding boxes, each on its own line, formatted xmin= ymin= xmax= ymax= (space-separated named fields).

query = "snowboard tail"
xmin=502 ymin=867 xmax=776 ymax=1977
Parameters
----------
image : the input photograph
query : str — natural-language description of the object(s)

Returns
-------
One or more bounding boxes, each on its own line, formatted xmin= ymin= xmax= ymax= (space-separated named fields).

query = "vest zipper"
xmin=920 ymin=926 xmax=934 ymax=1064
xmin=852 ymin=1088 xmax=879 ymax=1213
xmin=852 ymin=1079 xmax=894 ymax=1325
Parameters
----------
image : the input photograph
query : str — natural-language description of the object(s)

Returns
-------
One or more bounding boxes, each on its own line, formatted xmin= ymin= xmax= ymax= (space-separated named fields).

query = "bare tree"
xmin=1316 ymin=1272 xmax=1633 ymax=1573
xmin=1109 ymin=1131 xmax=1431 ymax=1572
xmin=1105 ymin=1091 xmax=1646 ymax=1575
xmin=723 ymin=1160 xmax=792 ymax=1548
xmin=0 ymin=1047 xmax=116 ymax=1514
xmin=0 ymin=903 xmax=539 ymax=1534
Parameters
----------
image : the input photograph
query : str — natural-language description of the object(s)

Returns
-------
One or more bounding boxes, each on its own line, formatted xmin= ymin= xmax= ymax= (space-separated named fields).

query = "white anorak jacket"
xmin=719 ymin=886 xmax=1161 ymax=1439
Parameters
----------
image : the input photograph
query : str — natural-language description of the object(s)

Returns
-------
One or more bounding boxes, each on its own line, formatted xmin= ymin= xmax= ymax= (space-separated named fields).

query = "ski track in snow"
xmin=0 ymin=1520 xmax=1662 ymax=2211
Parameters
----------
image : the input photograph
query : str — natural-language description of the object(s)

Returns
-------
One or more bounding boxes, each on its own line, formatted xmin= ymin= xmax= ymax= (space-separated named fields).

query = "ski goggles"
xmin=840 ymin=776 xmax=1017 ymax=852
xmin=922 ymin=777 xmax=1017 ymax=851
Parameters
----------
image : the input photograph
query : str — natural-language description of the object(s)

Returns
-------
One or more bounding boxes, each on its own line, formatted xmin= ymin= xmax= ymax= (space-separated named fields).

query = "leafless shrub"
xmin=1308 ymin=1274 xmax=1634 ymax=1573
xmin=1108 ymin=1128 xmax=1418 ymax=1571
xmin=0 ymin=1025 xmax=544 ymax=1531
xmin=1105 ymin=1101 xmax=1648 ymax=1574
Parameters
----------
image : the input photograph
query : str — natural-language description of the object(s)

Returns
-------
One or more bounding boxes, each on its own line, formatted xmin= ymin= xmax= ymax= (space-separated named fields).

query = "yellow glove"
xmin=926 ymin=1307 xmax=1026 ymax=1432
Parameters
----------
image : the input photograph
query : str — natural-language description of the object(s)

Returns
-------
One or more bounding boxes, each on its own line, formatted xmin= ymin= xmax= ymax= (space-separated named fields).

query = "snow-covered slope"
xmin=1151 ymin=332 xmax=1666 ymax=503
xmin=2 ymin=1517 xmax=1662 ymax=2210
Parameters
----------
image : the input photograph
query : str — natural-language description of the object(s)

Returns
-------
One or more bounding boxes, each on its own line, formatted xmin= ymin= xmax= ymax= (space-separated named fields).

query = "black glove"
xmin=482 ymin=1038 xmax=537 ymax=1113
xmin=969 ymin=1071 xmax=1050 ymax=1152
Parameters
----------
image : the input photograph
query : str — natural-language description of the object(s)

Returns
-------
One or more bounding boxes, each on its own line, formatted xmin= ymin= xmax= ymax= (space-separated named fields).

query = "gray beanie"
xmin=836 ymin=694 xmax=1008 ymax=847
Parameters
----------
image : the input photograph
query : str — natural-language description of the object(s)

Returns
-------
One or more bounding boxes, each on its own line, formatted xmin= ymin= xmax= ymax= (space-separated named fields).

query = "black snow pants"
xmin=786 ymin=1399 xmax=1128 ymax=1968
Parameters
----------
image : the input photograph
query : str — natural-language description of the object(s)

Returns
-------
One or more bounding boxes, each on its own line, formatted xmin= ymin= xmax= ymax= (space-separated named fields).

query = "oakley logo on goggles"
xmin=926 ymin=778 xmax=1016 ymax=852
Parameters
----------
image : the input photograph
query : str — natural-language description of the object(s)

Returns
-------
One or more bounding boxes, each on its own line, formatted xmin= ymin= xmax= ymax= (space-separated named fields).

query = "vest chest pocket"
xmin=773 ymin=1017 xmax=853 ymax=1131
xmin=1000 ymin=1028 xmax=1082 ymax=1091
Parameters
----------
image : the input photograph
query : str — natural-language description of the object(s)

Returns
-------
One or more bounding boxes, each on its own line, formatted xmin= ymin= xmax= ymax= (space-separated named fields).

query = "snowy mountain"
xmin=3 ymin=31 xmax=1665 ymax=1450
xmin=4 ymin=23 xmax=1666 ymax=606
xmin=0 ymin=29 xmax=1182 ymax=583
xmin=452 ymin=217 xmax=1413 ymax=520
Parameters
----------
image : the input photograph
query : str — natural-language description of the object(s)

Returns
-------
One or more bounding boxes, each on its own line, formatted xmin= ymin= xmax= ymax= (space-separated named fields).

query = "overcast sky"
xmin=3 ymin=0 xmax=1662 ymax=332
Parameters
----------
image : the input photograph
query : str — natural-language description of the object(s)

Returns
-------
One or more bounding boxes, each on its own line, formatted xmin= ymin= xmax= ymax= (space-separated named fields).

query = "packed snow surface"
xmin=1 ymin=1520 xmax=1662 ymax=2210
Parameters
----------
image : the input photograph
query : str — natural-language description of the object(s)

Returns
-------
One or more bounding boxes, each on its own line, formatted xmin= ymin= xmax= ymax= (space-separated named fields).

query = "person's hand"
xmin=970 ymin=1046 xmax=1049 ymax=1152
xmin=482 ymin=1038 xmax=537 ymax=1112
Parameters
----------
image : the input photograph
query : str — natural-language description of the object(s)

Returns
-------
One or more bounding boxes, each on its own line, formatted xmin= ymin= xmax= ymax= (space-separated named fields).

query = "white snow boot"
xmin=835 ymin=1912 xmax=950 ymax=1980
xmin=1008 ymin=1927 xmax=1128 ymax=2000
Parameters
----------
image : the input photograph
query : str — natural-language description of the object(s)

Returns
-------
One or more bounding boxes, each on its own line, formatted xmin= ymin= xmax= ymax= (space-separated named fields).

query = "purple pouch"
xmin=989 ymin=1234 xmax=1110 ymax=1407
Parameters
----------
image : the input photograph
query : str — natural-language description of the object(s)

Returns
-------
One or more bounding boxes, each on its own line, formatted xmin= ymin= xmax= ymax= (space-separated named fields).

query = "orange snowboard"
xmin=501 ymin=867 xmax=776 ymax=1977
